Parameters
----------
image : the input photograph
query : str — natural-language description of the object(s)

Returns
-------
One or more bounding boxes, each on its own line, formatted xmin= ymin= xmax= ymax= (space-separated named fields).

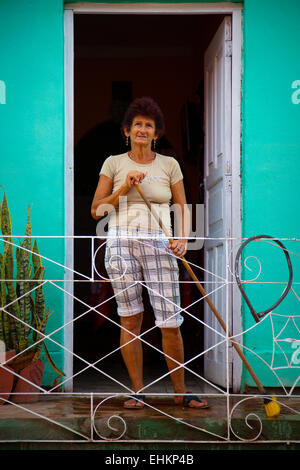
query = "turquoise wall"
xmin=242 ymin=0 xmax=300 ymax=238
xmin=0 ymin=0 xmax=65 ymax=385
xmin=1 ymin=0 xmax=300 ymax=390
xmin=241 ymin=0 xmax=300 ymax=389
xmin=64 ymin=0 xmax=242 ymax=3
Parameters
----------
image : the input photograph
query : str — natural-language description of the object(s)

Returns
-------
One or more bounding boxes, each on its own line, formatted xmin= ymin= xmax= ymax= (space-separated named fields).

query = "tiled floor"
xmin=73 ymin=359 xmax=217 ymax=395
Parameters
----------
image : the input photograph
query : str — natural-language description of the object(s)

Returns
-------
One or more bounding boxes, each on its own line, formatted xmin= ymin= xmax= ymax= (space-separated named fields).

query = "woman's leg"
xmin=120 ymin=312 xmax=145 ymax=407
xmin=161 ymin=327 xmax=208 ymax=408
xmin=161 ymin=327 xmax=186 ymax=400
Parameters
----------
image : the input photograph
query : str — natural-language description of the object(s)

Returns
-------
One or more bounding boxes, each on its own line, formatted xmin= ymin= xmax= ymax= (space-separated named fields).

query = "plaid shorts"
xmin=104 ymin=227 xmax=183 ymax=328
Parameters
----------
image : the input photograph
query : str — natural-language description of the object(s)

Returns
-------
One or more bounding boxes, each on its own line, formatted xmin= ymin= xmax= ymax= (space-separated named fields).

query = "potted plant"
xmin=0 ymin=190 xmax=64 ymax=404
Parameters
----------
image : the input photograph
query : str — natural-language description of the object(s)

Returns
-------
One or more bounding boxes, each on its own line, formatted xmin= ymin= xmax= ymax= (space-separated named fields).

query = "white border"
xmin=64 ymin=9 xmax=74 ymax=392
xmin=230 ymin=6 xmax=243 ymax=392
xmin=65 ymin=2 xmax=242 ymax=14
xmin=64 ymin=2 xmax=243 ymax=392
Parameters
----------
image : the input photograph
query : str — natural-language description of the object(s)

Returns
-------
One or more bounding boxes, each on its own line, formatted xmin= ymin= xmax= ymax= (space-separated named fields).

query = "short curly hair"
xmin=122 ymin=96 xmax=165 ymax=138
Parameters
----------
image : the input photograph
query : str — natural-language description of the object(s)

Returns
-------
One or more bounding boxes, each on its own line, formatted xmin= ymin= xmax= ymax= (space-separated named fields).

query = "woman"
xmin=91 ymin=97 xmax=208 ymax=409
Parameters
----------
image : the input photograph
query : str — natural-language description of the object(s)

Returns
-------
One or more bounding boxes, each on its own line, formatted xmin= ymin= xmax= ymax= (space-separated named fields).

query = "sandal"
xmin=182 ymin=394 xmax=209 ymax=409
xmin=123 ymin=394 xmax=146 ymax=409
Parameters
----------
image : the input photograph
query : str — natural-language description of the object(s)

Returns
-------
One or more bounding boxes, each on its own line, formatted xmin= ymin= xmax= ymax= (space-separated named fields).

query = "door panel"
xmin=203 ymin=16 xmax=232 ymax=388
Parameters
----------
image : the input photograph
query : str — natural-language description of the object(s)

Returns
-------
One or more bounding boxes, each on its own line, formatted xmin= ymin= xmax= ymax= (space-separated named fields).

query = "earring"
xmin=153 ymin=139 xmax=156 ymax=150
xmin=126 ymin=136 xmax=129 ymax=147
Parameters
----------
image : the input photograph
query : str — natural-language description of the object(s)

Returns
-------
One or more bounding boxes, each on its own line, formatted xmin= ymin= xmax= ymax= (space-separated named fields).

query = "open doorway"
xmin=72 ymin=13 xmax=227 ymax=392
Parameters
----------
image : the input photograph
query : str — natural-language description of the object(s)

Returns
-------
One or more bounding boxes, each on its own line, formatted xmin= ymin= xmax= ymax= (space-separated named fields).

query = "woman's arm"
xmin=91 ymin=171 xmax=147 ymax=220
xmin=91 ymin=174 xmax=126 ymax=220
xmin=169 ymin=179 xmax=190 ymax=257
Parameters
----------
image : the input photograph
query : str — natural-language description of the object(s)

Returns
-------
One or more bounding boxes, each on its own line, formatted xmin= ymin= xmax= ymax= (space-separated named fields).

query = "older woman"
xmin=91 ymin=97 xmax=208 ymax=409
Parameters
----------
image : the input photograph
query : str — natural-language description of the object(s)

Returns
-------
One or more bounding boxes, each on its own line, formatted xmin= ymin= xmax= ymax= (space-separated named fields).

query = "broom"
xmin=135 ymin=184 xmax=280 ymax=418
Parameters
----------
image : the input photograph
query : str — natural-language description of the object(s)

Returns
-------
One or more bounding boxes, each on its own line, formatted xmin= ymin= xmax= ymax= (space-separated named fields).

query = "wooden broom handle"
xmin=135 ymin=184 xmax=266 ymax=394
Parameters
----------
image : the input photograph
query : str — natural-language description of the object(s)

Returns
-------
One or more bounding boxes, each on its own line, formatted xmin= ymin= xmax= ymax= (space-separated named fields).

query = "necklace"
xmin=128 ymin=151 xmax=156 ymax=164
xmin=128 ymin=151 xmax=159 ymax=183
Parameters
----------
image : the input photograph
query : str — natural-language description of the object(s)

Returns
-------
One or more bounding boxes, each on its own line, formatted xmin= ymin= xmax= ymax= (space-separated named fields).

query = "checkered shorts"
xmin=104 ymin=227 xmax=183 ymax=328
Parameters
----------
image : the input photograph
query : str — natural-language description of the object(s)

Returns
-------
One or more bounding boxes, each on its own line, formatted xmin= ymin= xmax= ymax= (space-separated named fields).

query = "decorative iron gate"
xmin=1 ymin=234 xmax=300 ymax=444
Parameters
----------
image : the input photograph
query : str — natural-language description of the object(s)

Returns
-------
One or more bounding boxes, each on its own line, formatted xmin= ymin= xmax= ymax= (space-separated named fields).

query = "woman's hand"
xmin=168 ymin=239 xmax=187 ymax=258
xmin=124 ymin=171 xmax=147 ymax=190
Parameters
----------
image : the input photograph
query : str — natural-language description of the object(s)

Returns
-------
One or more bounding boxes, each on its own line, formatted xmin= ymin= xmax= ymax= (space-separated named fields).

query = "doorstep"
xmin=0 ymin=393 xmax=300 ymax=449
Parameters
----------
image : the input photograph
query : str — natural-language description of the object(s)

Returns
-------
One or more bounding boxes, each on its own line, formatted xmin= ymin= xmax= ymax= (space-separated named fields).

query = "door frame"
xmin=64 ymin=2 xmax=243 ymax=392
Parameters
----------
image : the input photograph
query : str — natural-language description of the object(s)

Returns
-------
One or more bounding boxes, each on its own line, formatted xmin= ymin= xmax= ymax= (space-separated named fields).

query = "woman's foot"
xmin=174 ymin=394 xmax=209 ymax=409
xmin=123 ymin=394 xmax=146 ymax=409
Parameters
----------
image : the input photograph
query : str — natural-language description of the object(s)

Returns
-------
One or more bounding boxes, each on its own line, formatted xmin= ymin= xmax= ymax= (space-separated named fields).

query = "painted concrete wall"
xmin=64 ymin=0 xmax=242 ymax=3
xmin=1 ymin=0 xmax=300 ymax=389
xmin=241 ymin=0 xmax=300 ymax=389
xmin=0 ymin=0 xmax=65 ymax=385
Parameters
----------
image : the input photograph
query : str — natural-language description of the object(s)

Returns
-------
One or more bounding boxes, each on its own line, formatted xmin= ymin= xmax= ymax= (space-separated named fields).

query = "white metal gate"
xmin=1 ymin=233 xmax=300 ymax=444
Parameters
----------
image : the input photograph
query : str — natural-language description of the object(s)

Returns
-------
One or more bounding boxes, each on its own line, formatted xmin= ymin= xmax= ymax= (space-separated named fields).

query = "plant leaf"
xmin=31 ymin=240 xmax=42 ymax=274
xmin=43 ymin=342 xmax=65 ymax=376
xmin=1 ymin=192 xmax=12 ymax=237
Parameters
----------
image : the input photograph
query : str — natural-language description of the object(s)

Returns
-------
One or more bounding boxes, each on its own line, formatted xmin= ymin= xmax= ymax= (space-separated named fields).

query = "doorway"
xmin=66 ymin=8 xmax=242 ymax=393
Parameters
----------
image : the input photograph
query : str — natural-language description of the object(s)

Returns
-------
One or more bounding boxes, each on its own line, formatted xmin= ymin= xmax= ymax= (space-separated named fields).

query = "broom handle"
xmin=135 ymin=184 xmax=266 ymax=395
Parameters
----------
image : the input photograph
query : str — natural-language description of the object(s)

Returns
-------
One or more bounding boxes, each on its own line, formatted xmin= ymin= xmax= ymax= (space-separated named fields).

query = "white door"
xmin=203 ymin=16 xmax=233 ymax=388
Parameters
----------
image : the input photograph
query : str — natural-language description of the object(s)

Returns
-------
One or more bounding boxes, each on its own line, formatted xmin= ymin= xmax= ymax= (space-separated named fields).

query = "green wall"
xmin=64 ymin=0 xmax=242 ymax=3
xmin=1 ymin=0 xmax=300 ymax=390
xmin=0 ymin=0 xmax=65 ymax=385
xmin=241 ymin=0 xmax=300 ymax=389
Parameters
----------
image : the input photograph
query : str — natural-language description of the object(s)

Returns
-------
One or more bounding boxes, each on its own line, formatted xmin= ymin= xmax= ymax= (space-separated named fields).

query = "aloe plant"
xmin=0 ymin=190 xmax=64 ymax=376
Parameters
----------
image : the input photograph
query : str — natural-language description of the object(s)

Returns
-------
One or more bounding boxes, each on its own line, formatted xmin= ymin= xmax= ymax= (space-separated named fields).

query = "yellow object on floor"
xmin=264 ymin=397 xmax=281 ymax=418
